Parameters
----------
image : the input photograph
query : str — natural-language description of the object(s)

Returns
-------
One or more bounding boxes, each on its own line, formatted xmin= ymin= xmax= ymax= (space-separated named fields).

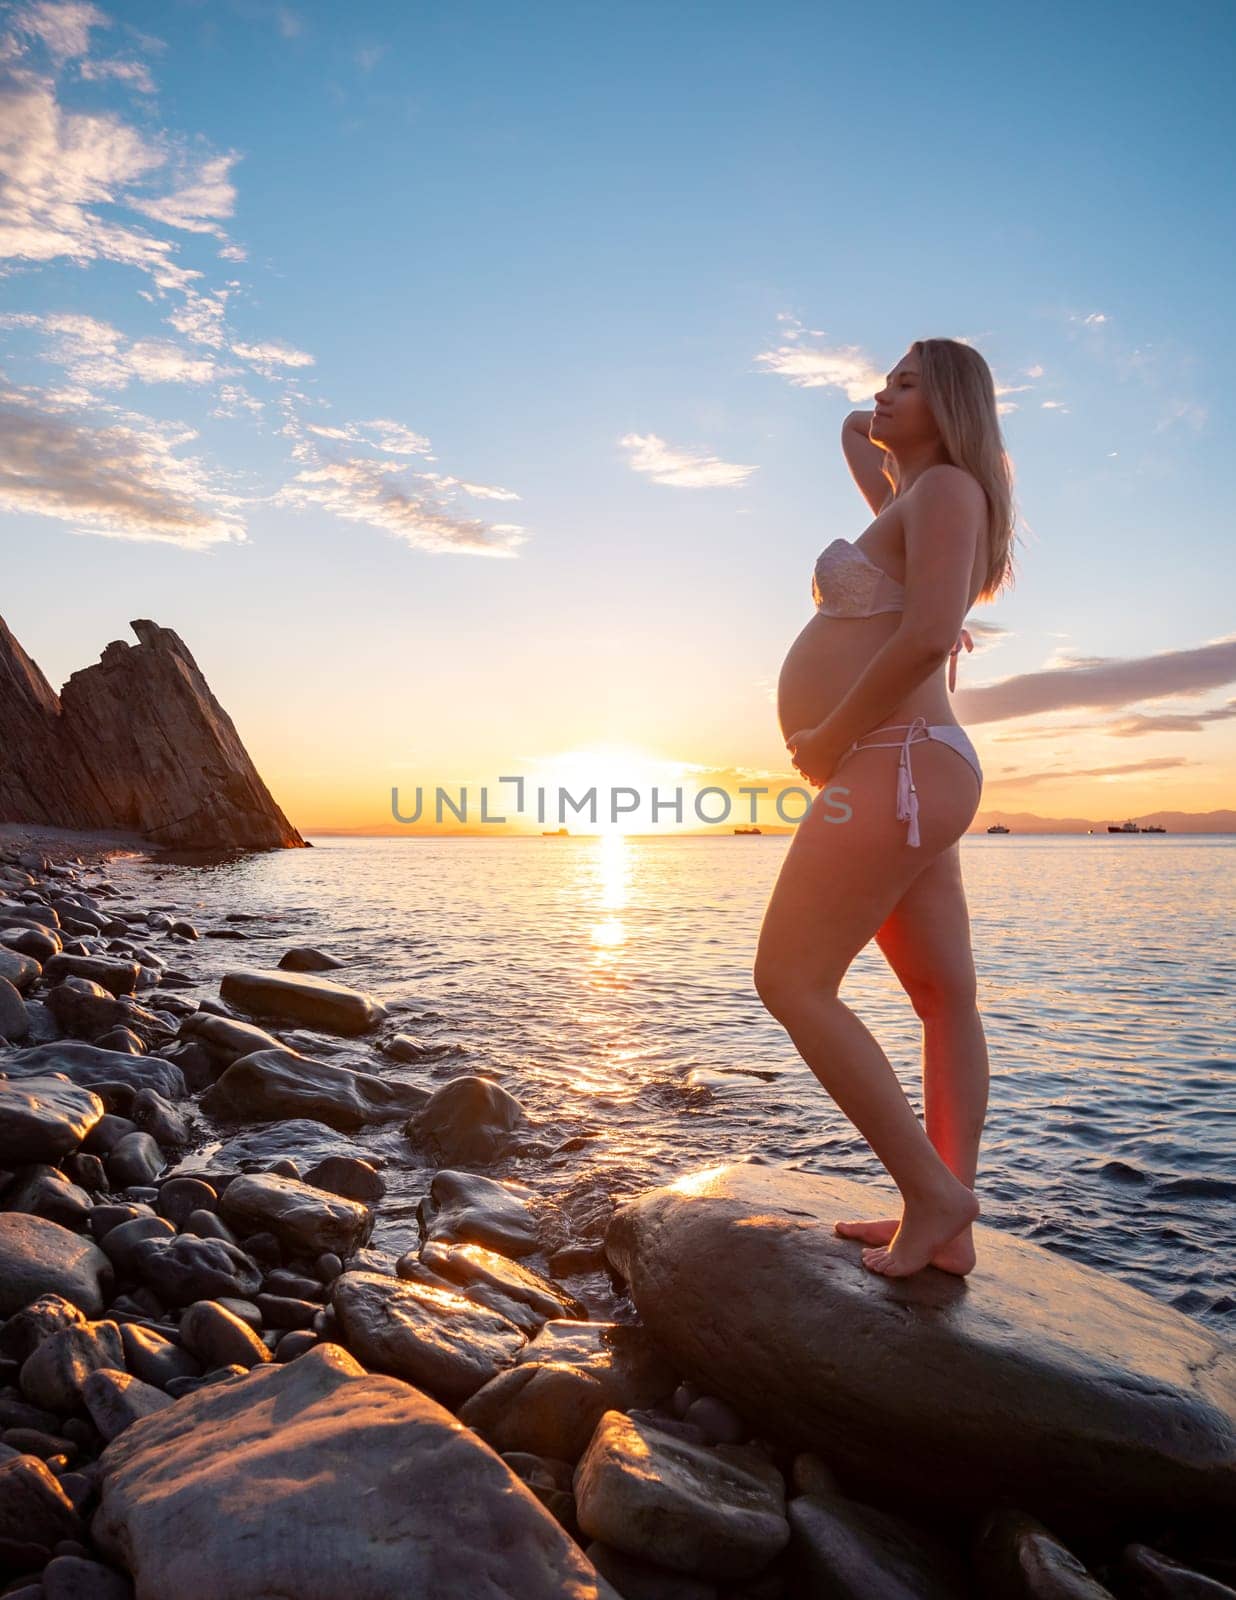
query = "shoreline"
xmin=2 ymin=834 xmax=1233 ymax=1595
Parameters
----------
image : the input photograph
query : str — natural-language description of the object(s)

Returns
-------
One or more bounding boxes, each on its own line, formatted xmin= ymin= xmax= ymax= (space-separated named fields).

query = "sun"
xmin=528 ymin=743 xmax=694 ymax=835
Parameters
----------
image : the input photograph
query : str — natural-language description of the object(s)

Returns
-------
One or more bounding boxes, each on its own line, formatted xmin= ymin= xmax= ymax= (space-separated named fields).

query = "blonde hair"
xmin=881 ymin=338 xmax=1019 ymax=603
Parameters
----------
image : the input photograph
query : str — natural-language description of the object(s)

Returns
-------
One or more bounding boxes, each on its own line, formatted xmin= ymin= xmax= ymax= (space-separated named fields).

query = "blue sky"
xmin=2 ymin=0 xmax=1233 ymax=829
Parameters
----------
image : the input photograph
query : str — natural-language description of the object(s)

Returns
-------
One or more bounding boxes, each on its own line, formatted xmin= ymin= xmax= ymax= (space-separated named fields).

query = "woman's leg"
xmin=836 ymin=841 xmax=989 ymax=1274
xmin=753 ymin=742 xmax=982 ymax=1277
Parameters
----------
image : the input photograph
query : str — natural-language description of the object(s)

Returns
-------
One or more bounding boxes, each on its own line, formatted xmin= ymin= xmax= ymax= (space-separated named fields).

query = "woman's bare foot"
xmin=856 ymin=1179 xmax=981 ymax=1278
xmin=835 ymin=1216 xmax=977 ymax=1276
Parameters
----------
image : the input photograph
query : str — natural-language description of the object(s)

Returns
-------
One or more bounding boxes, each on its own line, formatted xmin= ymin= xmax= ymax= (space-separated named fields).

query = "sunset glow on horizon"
xmin=2 ymin=1 xmax=1232 ymax=835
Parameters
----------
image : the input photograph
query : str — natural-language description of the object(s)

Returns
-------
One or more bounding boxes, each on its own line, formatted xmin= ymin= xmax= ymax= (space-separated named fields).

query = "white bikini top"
xmin=812 ymin=538 xmax=974 ymax=691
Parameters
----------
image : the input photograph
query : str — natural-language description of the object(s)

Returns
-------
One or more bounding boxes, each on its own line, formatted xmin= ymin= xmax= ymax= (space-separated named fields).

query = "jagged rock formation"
xmin=0 ymin=616 xmax=304 ymax=851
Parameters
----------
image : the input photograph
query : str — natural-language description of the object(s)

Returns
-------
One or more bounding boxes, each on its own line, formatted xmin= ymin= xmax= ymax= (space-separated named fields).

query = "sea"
xmin=101 ymin=833 xmax=1234 ymax=1330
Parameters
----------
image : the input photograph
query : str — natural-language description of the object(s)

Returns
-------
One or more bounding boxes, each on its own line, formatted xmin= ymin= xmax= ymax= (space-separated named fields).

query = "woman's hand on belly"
xmin=786 ymin=721 xmax=850 ymax=788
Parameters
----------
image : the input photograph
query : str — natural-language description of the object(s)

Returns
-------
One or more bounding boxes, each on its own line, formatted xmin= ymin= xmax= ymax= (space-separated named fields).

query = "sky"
xmin=2 ymin=0 xmax=1234 ymax=835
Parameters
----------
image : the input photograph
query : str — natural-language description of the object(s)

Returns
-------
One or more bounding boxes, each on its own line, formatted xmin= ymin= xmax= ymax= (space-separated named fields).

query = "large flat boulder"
xmin=93 ymin=1342 xmax=621 ymax=1599
xmin=203 ymin=1048 xmax=427 ymax=1131
xmin=604 ymin=1162 xmax=1236 ymax=1534
xmin=219 ymin=968 xmax=386 ymax=1035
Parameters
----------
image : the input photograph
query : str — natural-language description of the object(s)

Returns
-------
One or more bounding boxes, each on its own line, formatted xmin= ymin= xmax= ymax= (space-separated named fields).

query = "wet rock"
xmin=0 ymin=941 xmax=45 ymax=985
xmin=63 ymin=1151 xmax=108 ymax=1192
xmin=573 ymin=1409 xmax=789 ymax=1581
xmin=0 ymin=1077 xmax=104 ymax=1165
xmin=84 ymin=1114 xmax=137 ymax=1156
xmin=181 ymin=1209 xmax=240 ymax=1245
xmin=1119 ymin=1541 xmax=1236 ymax=1597
xmin=255 ymin=1294 xmax=318 ymax=1330
xmin=128 ymin=1087 xmax=189 ymax=1149
xmin=156 ymin=1176 xmax=218 ymax=1227
xmin=2 ymin=1164 xmax=93 ymax=1229
xmin=216 ymin=1296 xmax=263 ymax=1329
xmin=683 ymin=1395 xmax=748 ymax=1446
xmin=219 ymin=968 xmax=386 ymax=1036
xmin=585 ymin=1542 xmax=718 ymax=1600
xmin=315 ymin=1252 xmax=342 ymax=1285
xmin=176 ymin=1011 xmax=282 ymax=1069
xmin=605 ymin=1162 xmax=1236 ymax=1532
xmin=302 ymin=1154 xmax=385 ymax=1203
xmin=81 ymin=1368 xmax=174 ymax=1442
xmin=278 ymin=948 xmax=342 ymax=972
xmin=171 ymin=1119 xmax=365 ymax=1177
xmin=401 ymin=1238 xmax=585 ymax=1336
xmin=131 ymin=1233 xmax=262 ymax=1307
xmin=97 ymin=1215 xmax=176 ymax=1276
xmin=1 ymin=1425 xmax=78 ymax=1462
xmin=0 ymin=1213 xmax=113 ymax=1316
xmin=92 ymin=1027 xmax=147 ymax=1057
xmin=46 ymin=978 xmax=174 ymax=1050
xmin=118 ymin=1323 xmax=200 ymax=1388
xmin=274 ymin=1329 xmax=318 ymax=1362
xmin=204 ymin=1048 xmax=428 ymax=1132
xmin=42 ymin=1554 xmax=135 ymax=1599
xmin=789 ymin=1492 xmax=972 ymax=1599
xmin=459 ymin=1319 xmax=680 ymax=1460
xmin=106 ymin=1131 xmax=164 ymax=1188
xmin=418 ymin=1167 xmax=541 ymax=1257
xmin=0 ymin=1294 xmax=88 ymax=1364
xmin=405 ymin=1074 xmax=531 ymax=1165
xmin=87 ymin=1202 xmax=155 ymax=1242
xmin=0 ymin=975 xmax=30 ymax=1040
xmin=219 ymin=1172 xmax=372 ymax=1258
xmin=973 ymin=1509 xmax=1116 ymax=1596
xmin=331 ymin=1269 xmax=526 ymax=1405
xmin=4 ymin=1043 xmax=187 ymax=1102
xmin=93 ymin=1343 xmax=620 ymax=1598
xmin=383 ymin=1033 xmax=464 ymax=1064
xmin=19 ymin=1319 xmax=125 ymax=1411
xmin=42 ymin=955 xmax=139 ymax=997
xmin=179 ymin=1301 xmax=272 ymax=1371
xmin=0 ymin=1452 xmax=84 ymax=1556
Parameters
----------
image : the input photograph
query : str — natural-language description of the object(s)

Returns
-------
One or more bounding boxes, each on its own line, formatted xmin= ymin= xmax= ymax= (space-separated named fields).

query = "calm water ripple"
xmin=109 ymin=834 xmax=1234 ymax=1330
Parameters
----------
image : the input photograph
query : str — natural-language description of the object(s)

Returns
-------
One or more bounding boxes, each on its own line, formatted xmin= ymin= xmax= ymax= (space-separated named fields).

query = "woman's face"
xmin=869 ymin=353 xmax=940 ymax=452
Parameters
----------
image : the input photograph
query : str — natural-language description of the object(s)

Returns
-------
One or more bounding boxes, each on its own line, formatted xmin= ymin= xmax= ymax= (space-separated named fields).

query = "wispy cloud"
xmin=0 ymin=376 xmax=245 ymax=547
xmin=8 ymin=0 xmax=105 ymax=63
xmin=755 ymin=318 xmax=1035 ymax=419
xmin=981 ymin=756 xmax=1189 ymax=789
xmin=131 ymin=151 xmax=241 ymax=237
xmin=1 ymin=311 xmax=219 ymax=388
xmin=620 ymin=432 xmax=757 ymax=489
xmin=992 ymin=699 xmax=1236 ymax=742
xmin=957 ymin=635 xmax=1236 ymax=725
xmin=272 ymin=455 xmax=525 ymax=555
xmin=78 ymin=54 xmax=154 ymax=93
xmin=230 ymin=339 xmax=315 ymax=375
xmin=0 ymin=3 xmax=530 ymax=559
xmin=753 ymin=321 xmax=882 ymax=399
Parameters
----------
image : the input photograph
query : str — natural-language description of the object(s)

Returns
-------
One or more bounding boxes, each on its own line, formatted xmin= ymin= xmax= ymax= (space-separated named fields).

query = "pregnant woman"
xmin=755 ymin=337 xmax=1017 ymax=1278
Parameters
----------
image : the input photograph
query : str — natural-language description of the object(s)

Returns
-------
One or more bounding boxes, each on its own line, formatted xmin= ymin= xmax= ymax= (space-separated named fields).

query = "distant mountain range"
xmin=970 ymin=810 xmax=1236 ymax=834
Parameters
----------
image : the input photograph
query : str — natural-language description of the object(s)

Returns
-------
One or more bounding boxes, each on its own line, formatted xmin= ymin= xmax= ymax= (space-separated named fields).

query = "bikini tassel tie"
xmin=895 ymin=718 xmax=927 ymax=847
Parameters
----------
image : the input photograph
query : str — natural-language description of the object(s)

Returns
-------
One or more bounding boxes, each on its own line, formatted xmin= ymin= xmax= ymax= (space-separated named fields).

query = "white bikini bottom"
xmin=833 ymin=716 xmax=983 ymax=847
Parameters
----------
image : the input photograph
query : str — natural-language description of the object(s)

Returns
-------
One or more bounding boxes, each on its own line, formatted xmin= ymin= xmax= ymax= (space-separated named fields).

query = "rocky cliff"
xmin=0 ymin=616 xmax=304 ymax=851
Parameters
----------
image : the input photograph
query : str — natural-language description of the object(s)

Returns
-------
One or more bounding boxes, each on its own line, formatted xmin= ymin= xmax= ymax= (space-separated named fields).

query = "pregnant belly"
xmin=777 ymin=613 xmax=901 ymax=741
